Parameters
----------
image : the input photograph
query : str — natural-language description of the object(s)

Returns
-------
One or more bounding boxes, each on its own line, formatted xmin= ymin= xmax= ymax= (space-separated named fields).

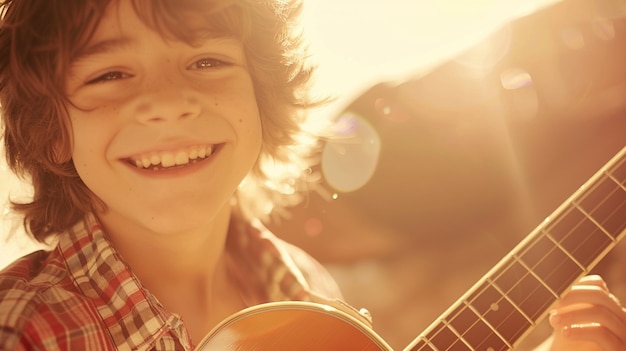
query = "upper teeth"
xmin=132 ymin=145 xmax=214 ymax=169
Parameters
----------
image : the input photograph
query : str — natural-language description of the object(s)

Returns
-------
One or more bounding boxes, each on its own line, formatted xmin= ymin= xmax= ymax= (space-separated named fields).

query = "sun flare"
xmin=304 ymin=0 xmax=562 ymax=102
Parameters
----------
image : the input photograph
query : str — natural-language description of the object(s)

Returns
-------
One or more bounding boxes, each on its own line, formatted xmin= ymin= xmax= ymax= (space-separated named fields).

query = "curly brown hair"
xmin=0 ymin=0 xmax=322 ymax=242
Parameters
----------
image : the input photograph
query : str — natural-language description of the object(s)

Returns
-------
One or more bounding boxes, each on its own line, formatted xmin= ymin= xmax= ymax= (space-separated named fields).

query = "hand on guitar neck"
xmin=537 ymin=275 xmax=626 ymax=351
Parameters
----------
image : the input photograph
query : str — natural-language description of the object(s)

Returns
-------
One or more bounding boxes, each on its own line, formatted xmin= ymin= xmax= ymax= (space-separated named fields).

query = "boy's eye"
xmin=86 ymin=71 xmax=129 ymax=84
xmin=190 ymin=58 xmax=226 ymax=70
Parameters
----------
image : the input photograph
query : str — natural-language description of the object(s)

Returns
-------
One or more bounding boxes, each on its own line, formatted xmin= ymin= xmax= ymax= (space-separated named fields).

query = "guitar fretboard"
xmin=406 ymin=146 xmax=626 ymax=351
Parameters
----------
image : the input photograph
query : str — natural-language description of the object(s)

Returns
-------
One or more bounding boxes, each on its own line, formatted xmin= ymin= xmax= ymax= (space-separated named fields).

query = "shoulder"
xmin=0 ymin=249 xmax=64 ymax=301
xmin=0 ymin=248 xmax=69 ymax=296
xmin=273 ymin=236 xmax=375 ymax=328
xmin=0 ymin=251 xmax=47 ymax=348
xmin=278 ymin=239 xmax=344 ymax=300
xmin=228 ymin=212 xmax=345 ymax=300
xmin=0 ymin=251 xmax=59 ymax=348
xmin=0 ymin=249 xmax=90 ymax=350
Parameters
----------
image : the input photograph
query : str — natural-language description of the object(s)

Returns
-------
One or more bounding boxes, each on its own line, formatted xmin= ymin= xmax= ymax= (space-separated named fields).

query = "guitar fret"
xmin=543 ymin=230 xmax=586 ymax=272
xmin=572 ymin=201 xmax=615 ymax=243
xmin=424 ymin=319 xmax=474 ymax=351
xmin=483 ymin=276 xmax=534 ymax=327
xmin=416 ymin=252 xmax=566 ymax=351
xmin=607 ymin=167 xmax=626 ymax=190
xmin=492 ymin=259 xmax=555 ymax=322
xmin=543 ymin=204 xmax=613 ymax=268
xmin=449 ymin=281 xmax=519 ymax=350
xmin=574 ymin=178 xmax=623 ymax=237
xmin=406 ymin=340 xmax=436 ymax=351
xmin=576 ymin=175 xmax=626 ymax=240
xmin=459 ymin=297 xmax=512 ymax=350
xmin=511 ymin=252 xmax=560 ymax=299
xmin=517 ymin=232 xmax=583 ymax=298
xmin=415 ymin=305 xmax=510 ymax=351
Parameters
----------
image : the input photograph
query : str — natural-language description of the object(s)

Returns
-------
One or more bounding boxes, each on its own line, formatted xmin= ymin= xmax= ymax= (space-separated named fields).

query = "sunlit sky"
xmin=303 ymin=0 xmax=561 ymax=114
xmin=1 ymin=0 xmax=564 ymax=267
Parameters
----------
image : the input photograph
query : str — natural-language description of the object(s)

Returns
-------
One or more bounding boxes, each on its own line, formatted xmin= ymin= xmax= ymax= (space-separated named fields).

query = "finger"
xmin=550 ymin=304 xmax=626 ymax=345
xmin=548 ymin=276 xmax=626 ymax=350
xmin=576 ymin=275 xmax=609 ymax=291
xmin=554 ymin=304 xmax=626 ymax=333
xmin=560 ymin=322 xmax=626 ymax=351
xmin=554 ymin=285 xmax=624 ymax=319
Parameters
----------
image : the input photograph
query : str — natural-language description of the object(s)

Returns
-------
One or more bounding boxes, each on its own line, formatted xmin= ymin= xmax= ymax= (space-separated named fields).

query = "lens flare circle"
xmin=321 ymin=112 xmax=381 ymax=193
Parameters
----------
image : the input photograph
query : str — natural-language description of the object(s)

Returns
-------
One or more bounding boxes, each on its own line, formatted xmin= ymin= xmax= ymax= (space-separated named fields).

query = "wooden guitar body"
xmin=197 ymin=301 xmax=390 ymax=350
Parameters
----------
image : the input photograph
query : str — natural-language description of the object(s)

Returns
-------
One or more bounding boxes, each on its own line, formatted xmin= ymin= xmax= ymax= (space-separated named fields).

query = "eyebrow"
xmin=73 ymin=37 xmax=137 ymax=63
xmin=73 ymin=34 xmax=242 ymax=64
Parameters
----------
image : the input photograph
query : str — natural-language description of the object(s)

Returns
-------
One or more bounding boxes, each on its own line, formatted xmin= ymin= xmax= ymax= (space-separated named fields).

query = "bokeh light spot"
xmin=304 ymin=217 xmax=324 ymax=237
xmin=560 ymin=26 xmax=585 ymax=50
xmin=321 ymin=112 xmax=381 ymax=193
xmin=592 ymin=18 xmax=615 ymax=41
xmin=500 ymin=68 xmax=538 ymax=119
xmin=500 ymin=67 xmax=533 ymax=90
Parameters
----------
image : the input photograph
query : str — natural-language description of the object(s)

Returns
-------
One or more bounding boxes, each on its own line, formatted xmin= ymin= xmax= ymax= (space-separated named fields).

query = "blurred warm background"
xmin=271 ymin=0 xmax=626 ymax=349
xmin=2 ymin=0 xmax=626 ymax=350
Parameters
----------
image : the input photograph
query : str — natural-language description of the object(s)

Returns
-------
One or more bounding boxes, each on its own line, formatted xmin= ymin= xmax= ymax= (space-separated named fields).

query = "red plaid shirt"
xmin=0 ymin=213 xmax=343 ymax=350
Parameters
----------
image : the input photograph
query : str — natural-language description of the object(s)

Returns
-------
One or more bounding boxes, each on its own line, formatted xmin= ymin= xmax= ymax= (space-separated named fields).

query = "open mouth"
xmin=127 ymin=144 xmax=219 ymax=171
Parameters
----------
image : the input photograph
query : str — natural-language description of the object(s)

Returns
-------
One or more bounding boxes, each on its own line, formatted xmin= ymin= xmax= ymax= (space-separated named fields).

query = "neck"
xmin=95 ymin=205 xmax=247 ymax=341
xmin=101 ymin=205 xmax=232 ymax=281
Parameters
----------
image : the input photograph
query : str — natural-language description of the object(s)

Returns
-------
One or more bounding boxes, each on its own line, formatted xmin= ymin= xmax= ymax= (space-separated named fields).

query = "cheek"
xmin=243 ymin=114 xmax=263 ymax=142
xmin=245 ymin=115 xmax=263 ymax=156
xmin=71 ymin=137 xmax=97 ymax=180
xmin=69 ymin=112 xmax=111 ymax=173
xmin=229 ymin=86 xmax=263 ymax=148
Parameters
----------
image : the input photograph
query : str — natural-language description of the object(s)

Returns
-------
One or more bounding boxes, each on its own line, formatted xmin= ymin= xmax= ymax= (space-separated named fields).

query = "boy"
xmin=0 ymin=0 xmax=367 ymax=349
xmin=0 ymin=0 xmax=623 ymax=350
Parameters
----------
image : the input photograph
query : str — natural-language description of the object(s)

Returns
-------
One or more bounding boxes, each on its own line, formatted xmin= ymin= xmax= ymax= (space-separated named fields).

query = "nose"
xmin=133 ymin=75 xmax=201 ymax=124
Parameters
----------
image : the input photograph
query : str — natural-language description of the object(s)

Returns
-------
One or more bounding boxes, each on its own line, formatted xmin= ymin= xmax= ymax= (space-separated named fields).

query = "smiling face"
xmin=65 ymin=0 xmax=262 ymax=236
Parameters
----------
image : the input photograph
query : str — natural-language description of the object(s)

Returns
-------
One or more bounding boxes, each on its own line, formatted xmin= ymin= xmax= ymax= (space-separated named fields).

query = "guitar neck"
xmin=406 ymin=146 xmax=626 ymax=351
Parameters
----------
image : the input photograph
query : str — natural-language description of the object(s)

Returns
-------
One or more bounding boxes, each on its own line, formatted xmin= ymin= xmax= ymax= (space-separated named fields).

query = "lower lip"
xmin=125 ymin=146 xmax=221 ymax=178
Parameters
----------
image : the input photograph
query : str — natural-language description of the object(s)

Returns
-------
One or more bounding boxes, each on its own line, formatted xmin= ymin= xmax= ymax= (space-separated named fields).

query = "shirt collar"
xmin=57 ymin=214 xmax=191 ymax=350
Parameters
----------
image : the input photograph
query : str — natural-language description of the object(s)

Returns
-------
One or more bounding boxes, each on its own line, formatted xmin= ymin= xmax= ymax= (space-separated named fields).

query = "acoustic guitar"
xmin=197 ymin=145 xmax=626 ymax=351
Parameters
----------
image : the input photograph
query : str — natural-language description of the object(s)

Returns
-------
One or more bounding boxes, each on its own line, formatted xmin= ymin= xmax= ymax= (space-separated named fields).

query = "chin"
xmin=139 ymin=206 xmax=227 ymax=235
